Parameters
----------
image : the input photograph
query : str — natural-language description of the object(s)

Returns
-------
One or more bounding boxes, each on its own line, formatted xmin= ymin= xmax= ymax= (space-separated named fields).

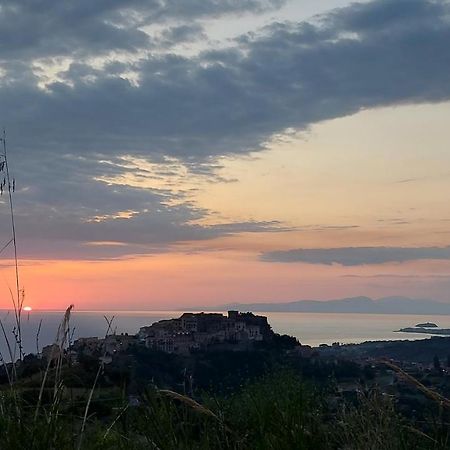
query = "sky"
xmin=0 ymin=0 xmax=450 ymax=310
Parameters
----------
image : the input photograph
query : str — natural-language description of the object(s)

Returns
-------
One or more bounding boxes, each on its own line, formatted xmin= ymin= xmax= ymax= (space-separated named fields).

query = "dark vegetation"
xmin=0 ymin=323 xmax=450 ymax=449
xmin=1 ymin=368 xmax=449 ymax=450
xmin=336 ymin=337 xmax=450 ymax=364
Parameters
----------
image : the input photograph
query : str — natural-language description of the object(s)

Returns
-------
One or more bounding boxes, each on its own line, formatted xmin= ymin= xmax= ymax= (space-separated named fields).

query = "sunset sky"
xmin=1 ymin=0 xmax=450 ymax=310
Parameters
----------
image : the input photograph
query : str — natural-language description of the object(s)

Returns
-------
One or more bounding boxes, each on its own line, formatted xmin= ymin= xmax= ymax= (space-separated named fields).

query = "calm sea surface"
xmin=2 ymin=310 xmax=450 ymax=357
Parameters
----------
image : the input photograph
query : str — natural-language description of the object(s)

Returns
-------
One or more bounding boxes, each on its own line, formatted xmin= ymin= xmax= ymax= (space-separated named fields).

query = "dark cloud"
xmin=261 ymin=246 xmax=450 ymax=266
xmin=158 ymin=24 xmax=207 ymax=47
xmin=0 ymin=1 xmax=149 ymax=60
xmin=143 ymin=0 xmax=286 ymax=20
xmin=2 ymin=0 xmax=450 ymax=160
xmin=327 ymin=0 xmax=446 ymax=32
xmin=0 ymin=0 xmax=285 ymax=60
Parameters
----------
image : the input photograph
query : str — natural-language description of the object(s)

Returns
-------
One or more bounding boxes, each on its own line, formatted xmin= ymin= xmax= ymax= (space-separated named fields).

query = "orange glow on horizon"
xmin=0 ymin=251 xmax=447 ymax=311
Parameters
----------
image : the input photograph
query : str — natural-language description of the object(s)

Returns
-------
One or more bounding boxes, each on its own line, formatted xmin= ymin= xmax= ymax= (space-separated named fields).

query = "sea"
xmin=1 ymin=310 xmax=450 ymax=358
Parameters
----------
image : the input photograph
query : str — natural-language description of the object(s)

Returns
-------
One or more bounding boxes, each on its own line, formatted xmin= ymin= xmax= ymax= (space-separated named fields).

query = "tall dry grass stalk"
xmin=159 ymin=388 xmax=232 ymax=432
xmin=1 ymin=130 xmax=23 ymax=361
xmin=0 ymin=130 xmax=24 ymax=388
xmin=34 ymin=304 xmax=74 ymax=422
xmin=77 ymin=315 xmax=115 ymax=450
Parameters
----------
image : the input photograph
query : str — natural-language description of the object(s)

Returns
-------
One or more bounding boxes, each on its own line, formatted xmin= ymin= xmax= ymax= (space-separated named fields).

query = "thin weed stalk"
xmin=77 ymin=315 xmax=115 ymax=450
xmin=0 ymin=317 xmax=17 ymax=383
xmin=1 ymin=130 xmax=22 ymax=361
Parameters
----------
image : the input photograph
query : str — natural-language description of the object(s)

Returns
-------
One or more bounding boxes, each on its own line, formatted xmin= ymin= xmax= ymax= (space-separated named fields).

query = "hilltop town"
xmin=138 ymin=311 xmax=273 ymax=353
xmin=42 ymin=311 xmax=275 ymax=364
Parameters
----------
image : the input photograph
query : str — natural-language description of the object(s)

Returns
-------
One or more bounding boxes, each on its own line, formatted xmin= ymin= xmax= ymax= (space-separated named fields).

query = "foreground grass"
xmin=0 ymin=372 xmax=449 ymax=450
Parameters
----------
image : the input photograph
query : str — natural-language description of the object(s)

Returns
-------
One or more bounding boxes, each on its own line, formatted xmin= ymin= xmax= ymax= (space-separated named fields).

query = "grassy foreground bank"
xmin=0 ymin=371 xmax=449 ymax=450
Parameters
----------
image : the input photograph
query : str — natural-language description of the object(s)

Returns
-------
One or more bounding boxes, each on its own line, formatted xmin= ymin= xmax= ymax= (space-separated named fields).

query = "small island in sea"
xmin=396 ymin=322 xmax=450 ymax=336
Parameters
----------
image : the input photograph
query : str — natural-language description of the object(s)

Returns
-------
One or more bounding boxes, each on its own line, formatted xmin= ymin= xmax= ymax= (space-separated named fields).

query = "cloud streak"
xmin=261 ymin=246 xmax=450 ymax=266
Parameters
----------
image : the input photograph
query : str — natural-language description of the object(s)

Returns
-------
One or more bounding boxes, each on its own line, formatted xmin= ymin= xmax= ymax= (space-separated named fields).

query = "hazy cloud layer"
xmin=0 ymin=154 xmax=289 ymax=259
xmin=0 ymin=0 xmax=449 ymax=259
xmin=261 ymin=246 xmax=450 ymax=266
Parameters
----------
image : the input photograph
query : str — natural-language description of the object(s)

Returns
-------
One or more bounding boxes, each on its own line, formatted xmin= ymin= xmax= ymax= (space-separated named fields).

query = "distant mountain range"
xmin=189 ymin=296 xmax=450 ymax=315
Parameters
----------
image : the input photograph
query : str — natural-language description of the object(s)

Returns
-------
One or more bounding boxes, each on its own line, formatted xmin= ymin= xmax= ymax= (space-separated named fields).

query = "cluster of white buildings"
xmin=138 ymin=311 xmax=273 ymax=354
xmin=41 ymin=311 xmax=273 ymax=362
